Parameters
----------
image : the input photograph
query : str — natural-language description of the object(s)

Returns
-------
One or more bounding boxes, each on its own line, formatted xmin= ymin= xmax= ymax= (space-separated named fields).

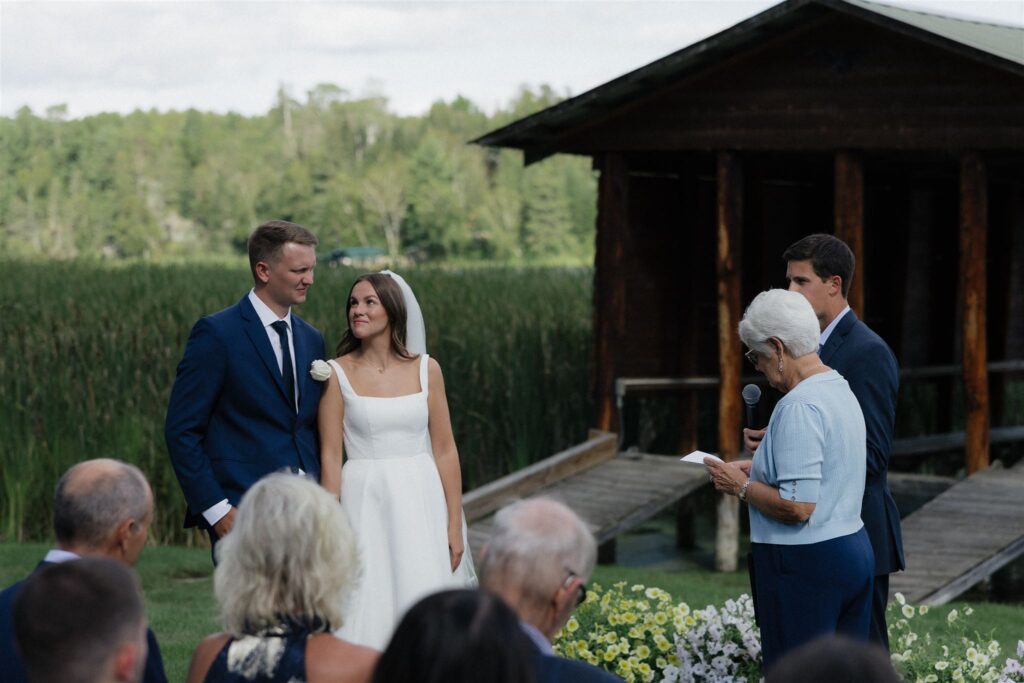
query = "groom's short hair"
xmin=248 ymin=220 xmax=319 ymax=281
xmin=13 ymin=558 xmax=147 ymax=683
xmin=53 ymin=459 xmax=151 ymax=549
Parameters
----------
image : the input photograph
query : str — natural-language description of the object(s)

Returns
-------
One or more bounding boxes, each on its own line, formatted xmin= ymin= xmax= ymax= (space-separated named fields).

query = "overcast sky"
xmin=2 ymin=0 xmax=1022 ymax=119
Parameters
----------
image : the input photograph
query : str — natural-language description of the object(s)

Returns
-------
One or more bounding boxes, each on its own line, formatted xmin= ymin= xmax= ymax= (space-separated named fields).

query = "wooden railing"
xmin=615 ymin=360 xmax=1024 ymax=458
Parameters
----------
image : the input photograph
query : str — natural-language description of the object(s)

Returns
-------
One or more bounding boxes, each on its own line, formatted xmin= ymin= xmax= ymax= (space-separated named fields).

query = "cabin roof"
xmin=473 ymin=0 xmax=1024 ymax=163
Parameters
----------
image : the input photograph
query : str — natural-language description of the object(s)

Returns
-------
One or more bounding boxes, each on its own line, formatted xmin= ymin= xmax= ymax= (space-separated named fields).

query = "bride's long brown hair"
xmin=335 ymin=273 xmax=416 ymax=360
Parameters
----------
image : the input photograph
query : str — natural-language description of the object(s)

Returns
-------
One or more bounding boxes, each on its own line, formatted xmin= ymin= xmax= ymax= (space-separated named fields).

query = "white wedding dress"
xmin=328 ymin=355 xmax=476 ymax=650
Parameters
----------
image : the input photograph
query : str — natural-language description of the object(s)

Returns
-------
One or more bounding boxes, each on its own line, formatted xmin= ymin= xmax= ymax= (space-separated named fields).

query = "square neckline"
xmin=330 ymin=355 xmax=427 ymax=399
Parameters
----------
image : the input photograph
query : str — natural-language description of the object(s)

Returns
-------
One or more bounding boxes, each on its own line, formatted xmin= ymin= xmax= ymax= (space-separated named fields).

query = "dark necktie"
xmin=271 ymin=320 xmax=296 ymax=412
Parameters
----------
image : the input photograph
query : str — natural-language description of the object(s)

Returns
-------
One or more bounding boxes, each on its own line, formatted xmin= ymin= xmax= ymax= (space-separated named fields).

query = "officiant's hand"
xmin=448 ymin=527 xmax=465 ymax=572
xmin=705 ymin=459 xmax=747 ymax=497
xmin=743 ymin=428 xmax=766 ymax=455
xmin=213 ymin=507 xmax=237 ymax=538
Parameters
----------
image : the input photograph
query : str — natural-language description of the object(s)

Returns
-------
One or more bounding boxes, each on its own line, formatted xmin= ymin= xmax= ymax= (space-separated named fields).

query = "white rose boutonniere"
xmin=310 ymin=359 xmax=332 ymax=382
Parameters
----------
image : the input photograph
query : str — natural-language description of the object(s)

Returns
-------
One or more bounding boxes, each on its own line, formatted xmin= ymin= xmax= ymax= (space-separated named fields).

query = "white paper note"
xmin=680 ymin=450 xmax=723 ymax=465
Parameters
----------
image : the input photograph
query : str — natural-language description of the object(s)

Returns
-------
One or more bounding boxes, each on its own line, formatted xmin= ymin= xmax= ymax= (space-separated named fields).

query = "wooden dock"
xmin=464 ymin=432 xmax=709 ymax=561
xmin=889 ymin=460 xmax=1024 ymax=605
xmin=465 ymin=432 xmax=1024 ymax=605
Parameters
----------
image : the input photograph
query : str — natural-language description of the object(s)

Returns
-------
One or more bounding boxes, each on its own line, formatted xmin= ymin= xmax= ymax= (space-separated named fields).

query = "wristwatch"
xmin=738 ymin=479 xmax=751 ymax=502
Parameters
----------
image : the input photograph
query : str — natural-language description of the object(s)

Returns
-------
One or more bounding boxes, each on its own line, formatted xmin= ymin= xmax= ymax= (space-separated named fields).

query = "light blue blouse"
xmin=749 ymin=370 xmax=866 ymax=545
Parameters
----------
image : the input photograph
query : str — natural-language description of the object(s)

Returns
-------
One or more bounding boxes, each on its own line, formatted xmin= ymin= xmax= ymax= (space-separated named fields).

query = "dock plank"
xmin=468 ymin=452 xmax=709 ymax=562
xmin=889 ymin=461 xmax=1024 ymax=605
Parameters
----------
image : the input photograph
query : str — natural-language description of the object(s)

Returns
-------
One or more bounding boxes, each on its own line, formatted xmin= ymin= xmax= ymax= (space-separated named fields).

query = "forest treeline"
xmin=0 ymin=84 xmax=597 ymax=262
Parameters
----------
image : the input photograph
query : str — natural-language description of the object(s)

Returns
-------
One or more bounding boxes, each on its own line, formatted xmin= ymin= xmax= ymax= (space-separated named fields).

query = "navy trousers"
xmin=751 ymin=527 xmax=874 ymax=672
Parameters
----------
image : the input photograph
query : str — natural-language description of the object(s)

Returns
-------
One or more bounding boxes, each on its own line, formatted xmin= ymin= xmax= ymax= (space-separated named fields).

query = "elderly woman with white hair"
xmin=186 ymin=474 xmax=379 ymax=683
xmin=705 ymin=289 xmax=875 ymax=670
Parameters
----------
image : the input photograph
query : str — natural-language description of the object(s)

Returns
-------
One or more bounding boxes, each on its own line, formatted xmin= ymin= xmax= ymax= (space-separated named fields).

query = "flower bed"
xmin=554 ymin=582 xmax=1023 ymax=683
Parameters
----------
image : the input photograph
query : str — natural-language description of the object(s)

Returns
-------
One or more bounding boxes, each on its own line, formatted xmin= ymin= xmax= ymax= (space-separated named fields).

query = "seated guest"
xmin=13 ymin=557 xmax=149 ymax=683
xmin=705 ymin=289 xmax=875 ymax=670
xmin=479 ymin=498 xmax=623 ymax=683
xmin=373 ymin=589 xmax=535 ymax=683
xmin=186 ymin=473 xmax=378 ymax=683
xmin=766 ymin=634 xmax=900 ymax=682
xmin=0 ymin=459 xmax=167 ymax=683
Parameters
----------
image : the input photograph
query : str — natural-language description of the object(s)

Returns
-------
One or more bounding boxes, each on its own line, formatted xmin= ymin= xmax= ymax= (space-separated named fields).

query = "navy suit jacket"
xmin=0 ymin=561 xmax=168 ymax=683
xmin=534 ymin=646 xmax=624 ymax=683
xmin=819 ymin=310 xmax=905 ymax=575
xmin=165 ymin=295 xmax=325 ymax=527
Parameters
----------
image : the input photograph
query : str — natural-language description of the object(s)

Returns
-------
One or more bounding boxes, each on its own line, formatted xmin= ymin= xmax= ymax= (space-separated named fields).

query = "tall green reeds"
xmin=0 ymin=261 xmax=593 ymax=544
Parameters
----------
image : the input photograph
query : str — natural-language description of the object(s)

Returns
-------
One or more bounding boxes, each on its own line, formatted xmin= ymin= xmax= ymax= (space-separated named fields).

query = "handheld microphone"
xmin=742 ymin=384 xmax=761 ymax=428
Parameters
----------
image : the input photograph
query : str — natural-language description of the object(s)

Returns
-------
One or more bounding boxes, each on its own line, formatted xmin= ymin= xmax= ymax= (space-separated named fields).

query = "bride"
xmin=318 ymin=271 xmax=476 ymax=650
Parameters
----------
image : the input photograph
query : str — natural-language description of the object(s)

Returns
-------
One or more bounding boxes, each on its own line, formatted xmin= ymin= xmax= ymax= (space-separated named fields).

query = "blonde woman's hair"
xmin=214 ymin=474 xmax=359 ymax=635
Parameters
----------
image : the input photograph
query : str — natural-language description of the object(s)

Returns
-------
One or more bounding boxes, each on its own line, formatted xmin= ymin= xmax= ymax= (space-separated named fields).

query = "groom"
xmin=165 ymin=220 xmax=325 ymax=549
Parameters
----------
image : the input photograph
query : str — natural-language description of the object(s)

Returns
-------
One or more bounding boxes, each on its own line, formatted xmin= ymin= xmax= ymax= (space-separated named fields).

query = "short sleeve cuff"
xmin=778 ymin=479 xmax=820 ymax=504
xmin=202 ymin=499 xmax=231 ymax=526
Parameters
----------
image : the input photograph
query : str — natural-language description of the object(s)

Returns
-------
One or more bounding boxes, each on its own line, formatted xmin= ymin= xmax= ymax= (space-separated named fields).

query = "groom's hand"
xmin=213 ymin=506 xmax=237 ymax=538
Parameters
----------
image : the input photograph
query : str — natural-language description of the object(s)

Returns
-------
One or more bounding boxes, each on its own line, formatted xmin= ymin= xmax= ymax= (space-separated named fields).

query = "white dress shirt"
xmin=820 ymin=305 xmax=851 ymax=349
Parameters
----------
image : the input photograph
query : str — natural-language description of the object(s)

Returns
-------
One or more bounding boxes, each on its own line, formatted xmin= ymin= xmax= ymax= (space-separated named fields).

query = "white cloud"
xmin=1 ymin=0 xmax=1020 ymax=118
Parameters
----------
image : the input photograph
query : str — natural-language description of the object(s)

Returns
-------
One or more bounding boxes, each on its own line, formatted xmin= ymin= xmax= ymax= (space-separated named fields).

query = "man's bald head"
xmin=54 ymin=459 xmax=153 ymax=556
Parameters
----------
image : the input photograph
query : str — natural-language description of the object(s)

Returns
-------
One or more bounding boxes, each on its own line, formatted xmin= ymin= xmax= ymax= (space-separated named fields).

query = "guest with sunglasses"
xmin=705 ymin=289 xmax=875 ymax=671
xmin=479 ymin=498 xmax=622 ymax=683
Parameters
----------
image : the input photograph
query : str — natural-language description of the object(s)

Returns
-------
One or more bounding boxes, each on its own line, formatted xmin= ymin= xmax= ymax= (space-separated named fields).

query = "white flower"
xmin=895 ymin=592 xmax=907 ymax=605
xmin=309 ymin=359 xmax=332 ymax=381
xmin=902 ymin=604 xmax=916 ymax=619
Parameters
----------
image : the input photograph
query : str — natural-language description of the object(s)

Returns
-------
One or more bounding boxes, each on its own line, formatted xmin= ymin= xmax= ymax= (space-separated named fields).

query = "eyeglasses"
xmin=745 ymin=349 xmax=760 ymax=367
xmin=564 ymin=568 xmax=587 ymax=607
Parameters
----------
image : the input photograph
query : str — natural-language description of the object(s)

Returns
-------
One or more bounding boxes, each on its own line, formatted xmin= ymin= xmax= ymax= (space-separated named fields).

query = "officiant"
xmin=705 ymin=289 xmax=875 ymax=669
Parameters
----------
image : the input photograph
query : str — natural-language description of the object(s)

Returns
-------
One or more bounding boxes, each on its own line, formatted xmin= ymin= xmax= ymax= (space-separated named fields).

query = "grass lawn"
xmin=3 ymin=542 xmax=1021 ymax=681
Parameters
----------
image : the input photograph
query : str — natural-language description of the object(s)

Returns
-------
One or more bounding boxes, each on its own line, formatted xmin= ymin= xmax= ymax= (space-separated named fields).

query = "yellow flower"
xmin=654 ymin=612 xmax=668 ymax=625
xmin=636 ymin=645 xmax=651 ymax=659
xmin=684 ymin=615 xmax=696 ymax=627
xmin=566 ymin=617 xmax=579 ymax=633
xmin=603 ymin=649 xmax=617 ymax=662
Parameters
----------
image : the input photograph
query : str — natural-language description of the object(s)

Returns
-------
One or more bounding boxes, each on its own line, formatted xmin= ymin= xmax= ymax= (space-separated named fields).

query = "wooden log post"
xmin=715 ymin=151 xmax=743 ymax=572
xmin=593 ymin=153 xmax=629 ymax=433
xmin=835 ymin=151 xmax=865 ymax=316
xmin=959 ymin=153 xmax=990 ymax=475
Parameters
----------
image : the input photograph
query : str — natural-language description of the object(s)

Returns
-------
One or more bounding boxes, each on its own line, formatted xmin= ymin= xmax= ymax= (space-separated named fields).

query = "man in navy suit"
xmin=165 ymin=220 xmax=325 ymax=548
xmin=0 ymin=459 xmax=167 ymax=683
xmin=747 ymin=233 xmax=903 ymax=650
xmin=479 ymin=498 xmax=623 ymax=683
xmin=15 ymin=558 xmax=149 ymax=683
